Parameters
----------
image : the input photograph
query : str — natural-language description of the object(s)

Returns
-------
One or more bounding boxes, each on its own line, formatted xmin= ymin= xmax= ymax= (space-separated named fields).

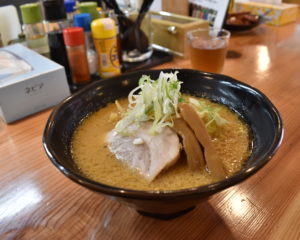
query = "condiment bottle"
xmin=42 ymin=0 xmax=71 ymax=82
xmin=78 ymin=2 xmax=100 ymax=21
xmin=64 ymin=0 xmax=76 ymax=25
xmin=63 ymin=27 xmax=91 ymax=85
xmin=73 ymin=13 xmax=98 ymax=75
xmin=91 ymin=18 xmax=121 ymax=78
xmin=20 ymin=3 xmax=49 ymax=56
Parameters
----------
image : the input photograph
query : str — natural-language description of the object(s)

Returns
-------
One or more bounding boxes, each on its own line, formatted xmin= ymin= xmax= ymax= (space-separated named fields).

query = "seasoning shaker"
xmin=91 ymin=18 xmax=121 ymax=78
xmin=63 ymin=27 xmax=91 ymax=85
xmin=64 ymin=0 xmax=77 ymax=25
xmin=78 ymin=2 xmax=100 ymax=21
xmin=73 ymin=13 xmax=98 ymax=75
xmin=20 ymin=3 xmax=49 ymax=57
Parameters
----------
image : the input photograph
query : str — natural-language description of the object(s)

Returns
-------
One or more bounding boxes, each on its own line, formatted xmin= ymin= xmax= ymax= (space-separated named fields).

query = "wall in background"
xmin=1 ymin=0 xmax=163 ymax=23
xmin=0 ymin=0 xmax=37 ymax=23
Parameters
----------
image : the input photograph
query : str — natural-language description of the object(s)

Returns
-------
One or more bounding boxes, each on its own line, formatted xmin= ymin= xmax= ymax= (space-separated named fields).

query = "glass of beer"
xmin=187 ymin=27 xmax=230 ymax=73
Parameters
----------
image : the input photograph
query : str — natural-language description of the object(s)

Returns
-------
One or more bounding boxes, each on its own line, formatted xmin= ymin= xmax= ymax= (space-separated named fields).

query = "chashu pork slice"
xmin=179 ymin=103 xmax=226 ymax=179
xmin=107 ymin=122 xmax=180 ymax=181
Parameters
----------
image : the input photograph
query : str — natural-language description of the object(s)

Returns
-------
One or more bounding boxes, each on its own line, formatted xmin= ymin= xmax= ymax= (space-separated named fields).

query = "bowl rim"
xmin=43 ymin=68 xmax=284 ymax=200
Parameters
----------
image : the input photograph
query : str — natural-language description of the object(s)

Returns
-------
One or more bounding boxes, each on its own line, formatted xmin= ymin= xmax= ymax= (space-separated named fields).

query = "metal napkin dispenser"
xmin=150 ymin=11 xmax=209 ymax=58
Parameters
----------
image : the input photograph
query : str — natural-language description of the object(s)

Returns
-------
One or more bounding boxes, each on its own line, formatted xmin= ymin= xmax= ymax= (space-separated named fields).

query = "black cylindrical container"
xmin=42 ymin=0 xmax=71 ymax=84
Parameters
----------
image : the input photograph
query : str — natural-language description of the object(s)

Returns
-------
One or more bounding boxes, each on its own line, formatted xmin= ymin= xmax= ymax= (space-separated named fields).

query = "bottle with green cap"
xmin=20 ymin=3 xmax=49 ymax=56
xmin=78 ymin=2 xmax=100 ymax=21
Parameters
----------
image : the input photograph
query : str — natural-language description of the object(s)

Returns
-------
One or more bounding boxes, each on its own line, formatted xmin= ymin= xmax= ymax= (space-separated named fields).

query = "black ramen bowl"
xmin=43 ymin=69 xmax=283 ymax=219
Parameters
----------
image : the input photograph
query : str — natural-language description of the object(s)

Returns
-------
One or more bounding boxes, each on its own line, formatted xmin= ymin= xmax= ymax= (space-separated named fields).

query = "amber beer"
xmin=189 ymin=39 xmax=228 ymax=73
xmin=187 ymin=28 xmax=230 ymax=74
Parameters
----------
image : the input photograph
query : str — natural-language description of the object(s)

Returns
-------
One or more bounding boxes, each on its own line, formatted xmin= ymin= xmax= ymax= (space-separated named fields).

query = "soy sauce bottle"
xmin=42 ymin=0 xmax=71 ymax=83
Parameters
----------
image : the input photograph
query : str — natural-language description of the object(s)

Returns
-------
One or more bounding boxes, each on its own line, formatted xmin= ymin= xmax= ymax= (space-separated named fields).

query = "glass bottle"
xmin=63 ymin=27 xmax=91 ymax=85
xmin=20 ymin=3 xmax=49 ymax=57
xmin=91 ymin=18 xmax=121 ymax=78
xmin=73 ymin=13 xmax=98 ymax=75
xmin=64 ymin=0 xmax=76 ymax=25
xmin=78 ymin=2 xmax=100 ymax=21
xmin=42 ymin=0 xmax=71 ymax=83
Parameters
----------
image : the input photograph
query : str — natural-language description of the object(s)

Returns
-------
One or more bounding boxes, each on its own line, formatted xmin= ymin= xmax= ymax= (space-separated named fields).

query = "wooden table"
xmin=1 ymin=18 xmax=300 ymax=239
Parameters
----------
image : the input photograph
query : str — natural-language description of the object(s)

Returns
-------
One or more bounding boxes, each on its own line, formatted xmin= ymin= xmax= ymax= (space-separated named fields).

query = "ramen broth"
xmin=72 ymin=97 xmax=252 ymax=191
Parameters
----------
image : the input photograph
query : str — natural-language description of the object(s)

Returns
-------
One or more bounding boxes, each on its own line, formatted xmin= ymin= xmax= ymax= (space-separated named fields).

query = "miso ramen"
xmin=71 ymin=96 xmax=252 ymax=191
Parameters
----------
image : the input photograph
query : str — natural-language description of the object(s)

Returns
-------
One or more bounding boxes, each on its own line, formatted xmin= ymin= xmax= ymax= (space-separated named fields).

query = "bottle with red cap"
xmin=63 ymin=27 xmax=91 ymax=86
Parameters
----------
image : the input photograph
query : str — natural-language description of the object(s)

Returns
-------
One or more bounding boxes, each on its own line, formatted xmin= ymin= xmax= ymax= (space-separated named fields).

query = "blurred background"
xmin=0 ymin=0 xmax=162 ymax=24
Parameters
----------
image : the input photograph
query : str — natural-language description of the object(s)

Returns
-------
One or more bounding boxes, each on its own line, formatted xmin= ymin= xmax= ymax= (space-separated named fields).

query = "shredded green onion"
xmin=188 ymin=97 xmax=228 ymax=134
xmin=115 ymin=100 xmax=124 ymax=113
xmin=115 ymin=71 xmax=182 ymax=135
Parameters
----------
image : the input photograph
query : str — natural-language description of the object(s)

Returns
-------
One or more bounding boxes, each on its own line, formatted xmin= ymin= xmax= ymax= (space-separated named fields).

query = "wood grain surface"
xmin=1 ymin=18 xmax=300 ymax=240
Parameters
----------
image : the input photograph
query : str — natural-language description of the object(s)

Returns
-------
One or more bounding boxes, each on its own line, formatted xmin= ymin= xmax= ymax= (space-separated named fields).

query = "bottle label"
xmin=110 ymin=45 xmax=120 ymax=68
xmin=94 ymin=37 xmax=120 ymax=77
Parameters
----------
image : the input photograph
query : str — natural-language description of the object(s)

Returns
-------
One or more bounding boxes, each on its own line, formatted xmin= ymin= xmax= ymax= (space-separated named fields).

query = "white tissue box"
xmin=0 ymin=44 xmax=70 ymax=123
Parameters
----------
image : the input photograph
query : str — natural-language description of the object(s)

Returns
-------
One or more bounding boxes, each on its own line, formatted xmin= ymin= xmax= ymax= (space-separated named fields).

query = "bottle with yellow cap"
xmin=91 ymin=18 xmax=121 ymax=78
